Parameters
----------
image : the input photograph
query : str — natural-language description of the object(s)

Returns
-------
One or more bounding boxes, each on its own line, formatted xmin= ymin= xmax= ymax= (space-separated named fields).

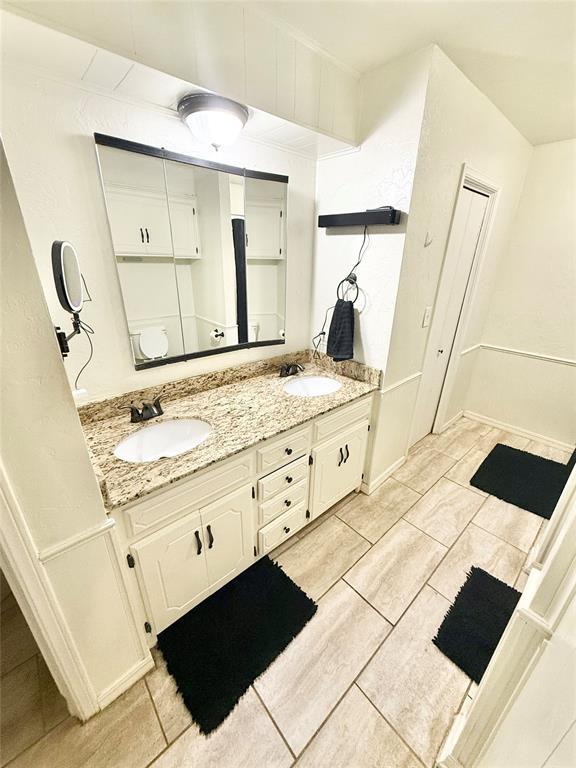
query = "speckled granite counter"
xmin=81 ymin=354 xmax=379 ymax=510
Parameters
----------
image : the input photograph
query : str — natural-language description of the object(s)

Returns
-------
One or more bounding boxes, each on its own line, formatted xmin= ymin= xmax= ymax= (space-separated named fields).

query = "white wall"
xmin=311 ymin=46 xmax=432 ymax=370
xmin=464 ymin=140 xmax=576 ymax=445
xmin=0 ymin=144 xmax=150 ymax=712
xmin=0 ymin=64 xmax=317 ymax=402
xmin=371 ymin=45 xmax=533 ymax=483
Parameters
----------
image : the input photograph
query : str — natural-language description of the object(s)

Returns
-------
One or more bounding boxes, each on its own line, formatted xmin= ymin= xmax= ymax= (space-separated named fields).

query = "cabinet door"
xmin=131 ymin=510 xmax=210 ymax=633
xmin=169 ymin=197 xmax=201 ymax=258
xmin=310 ymin=420 xmax=369 ymax=518
xmin=140 ymin=195 xmax=173 ymax=255
xmin=106 ymin=188 xmax=173 ymax=257
xmin=245 ymin=202 xmax=283 ymax=259
xmin=106 ymin=188 xmax=147 ymax=255
xmin=201 ymin=485 xmax=254 ymax=593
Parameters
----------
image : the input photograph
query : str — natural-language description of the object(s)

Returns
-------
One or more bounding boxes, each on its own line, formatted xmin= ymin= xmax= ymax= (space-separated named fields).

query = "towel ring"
xmin=337 ymin=275 xmax=359 ymax=304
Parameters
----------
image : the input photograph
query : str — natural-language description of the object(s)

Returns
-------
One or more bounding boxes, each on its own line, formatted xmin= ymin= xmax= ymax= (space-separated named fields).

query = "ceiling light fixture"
xmin=177 ymin=93 xmax=249 ymax=151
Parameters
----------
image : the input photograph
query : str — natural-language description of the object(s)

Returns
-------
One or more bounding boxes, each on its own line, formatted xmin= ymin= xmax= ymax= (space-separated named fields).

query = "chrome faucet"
xmin=279 ymin=363 xmax=304 ymax=378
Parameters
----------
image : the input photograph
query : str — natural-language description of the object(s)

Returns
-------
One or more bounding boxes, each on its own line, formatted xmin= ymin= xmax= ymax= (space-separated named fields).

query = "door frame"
xmin=430 ymin=164 xmax=500 ymax=435
xmin=0 ymin=460 xmax=99 ymax=721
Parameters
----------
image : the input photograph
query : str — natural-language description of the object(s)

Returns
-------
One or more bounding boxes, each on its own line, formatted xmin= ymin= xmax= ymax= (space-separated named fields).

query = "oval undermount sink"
xmin=282 ymin=375 xmax=342 ymax=397
xmin=114 ymin=419 xmax=212 ymax=463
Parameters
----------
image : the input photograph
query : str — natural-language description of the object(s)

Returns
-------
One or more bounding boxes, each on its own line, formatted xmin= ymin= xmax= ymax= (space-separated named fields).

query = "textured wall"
xmin=0 ymin=67 xmax=317 ymax=402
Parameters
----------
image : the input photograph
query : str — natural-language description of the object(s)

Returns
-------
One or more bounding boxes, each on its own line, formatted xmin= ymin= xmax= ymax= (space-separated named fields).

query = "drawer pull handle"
xmin=194 ymin=530 xmax=202 ymax=555
xmin=283 ymin=526 xmax=291 ymax=534
xmin=284 ymin=499 xmax=292 ymax=507
xmin=286 ymin=476 xmax=293 ymax=483
xmin=344 ymin=444 xmax=350 ymax=463
xmin=207 ymin=525 xmax=214 ymax=549
xmin=338 ymin=447 xmax=344 ymax=467
xmin=285 ymin=447 xmax=293 ymax=456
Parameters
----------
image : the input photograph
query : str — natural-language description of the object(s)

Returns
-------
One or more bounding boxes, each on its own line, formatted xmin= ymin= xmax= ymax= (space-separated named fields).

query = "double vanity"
xmin=80 ymin=353 xmax=379 ymax=637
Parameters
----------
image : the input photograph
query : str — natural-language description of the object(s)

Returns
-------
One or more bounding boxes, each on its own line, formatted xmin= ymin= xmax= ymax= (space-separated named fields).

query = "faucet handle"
xmin=152 ymin=395 xmax=164 ymax=416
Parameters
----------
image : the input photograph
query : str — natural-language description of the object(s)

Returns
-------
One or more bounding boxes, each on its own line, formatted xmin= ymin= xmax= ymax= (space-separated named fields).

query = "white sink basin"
xmin=114 ymin=419 xmax=212 ymax=463
xmin=283 ymin=375 xmax=342 ymax=397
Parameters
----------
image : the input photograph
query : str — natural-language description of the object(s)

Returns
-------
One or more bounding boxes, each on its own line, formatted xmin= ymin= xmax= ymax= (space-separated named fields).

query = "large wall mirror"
xmin=95 ymin=134 xmax=287 ymax=369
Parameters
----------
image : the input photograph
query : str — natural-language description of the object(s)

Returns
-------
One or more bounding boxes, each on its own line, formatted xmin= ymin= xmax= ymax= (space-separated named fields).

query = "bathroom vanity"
xmin=80 ymin=356 xmax=378 ymax=638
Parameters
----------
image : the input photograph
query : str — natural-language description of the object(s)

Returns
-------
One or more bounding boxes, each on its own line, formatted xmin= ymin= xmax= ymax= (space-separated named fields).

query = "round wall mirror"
xmin=52 ymin=241 xmax=83 ymax=314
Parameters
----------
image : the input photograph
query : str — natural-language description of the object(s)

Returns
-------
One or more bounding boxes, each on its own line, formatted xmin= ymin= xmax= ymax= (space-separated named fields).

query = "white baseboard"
xmin=97 ymin=654 xmax=154 ymax=711
xmin=463 ymin=411 xmax=574 ymax=452
xmin=361 ymin=456 xmax=406 ymax=495
xmin=434 ymin=410 xmax=464 ymax=435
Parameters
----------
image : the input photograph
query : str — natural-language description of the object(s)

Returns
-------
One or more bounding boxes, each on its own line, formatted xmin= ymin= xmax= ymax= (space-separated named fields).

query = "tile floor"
xmin=3 ymin=417 xmax=557 ymax=768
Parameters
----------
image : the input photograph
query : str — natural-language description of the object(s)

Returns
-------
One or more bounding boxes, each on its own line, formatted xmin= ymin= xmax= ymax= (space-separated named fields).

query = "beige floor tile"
xmin=428 ymin=523 xmax=525 ymax=602
xmin=526 ymin=440 xmax=572 ymax=464
xmin=427 ymin=418 xmax=492 ymax=460
xmin=8 ymin=680 xmax=166 ymax=768
xmin=269 ymin=533 xmax=301 ymax=559
xmin=295 ymin=685 xmax=424 ymax=768
xmin=0 ymin=600 xmax=39 ymax=676
xmin=38 ymin=656 xmax=69 ymax=732
xmin=444 ymin=448 xmax=490 ymax=495
xmin=150 ymin=687 xmax=292 ymax=768
xmin=473 ymin=496 xmax=543 ymax=553
xmin=275 ymin=515 xmax=370 ymax=600
xmin=146 ymin=648 xmax=192 ymax=743
xmin=0 ymin=657 xmax=44 ymax=766
xmin=358 ymin=586 xmax=469 ymax=767
xmin=337 ymin=478 xmax=420 ymax=543
xmin=345 ymin=519 xmax=446 ymax=623
xmin=393 ymin=446 xmax=456 ymax=494
xmin=476 ymin=428 xmax=530 ymax=453
xmin=254 ymin=580 xmax=391 ymax=756
xmin=405 ymin=478 xmax=484 ymax=546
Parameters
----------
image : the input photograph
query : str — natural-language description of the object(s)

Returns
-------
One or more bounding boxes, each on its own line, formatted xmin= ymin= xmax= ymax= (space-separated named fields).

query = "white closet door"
xmin=131 ymin=510 xmax=210 ymax=633
xmin=410 ymin=187 xmax=489 ymax=445
xmin=169 ymin=197 xmax=201 ymax=258
xmin=105 ymin=188 xmax=147 ymax=255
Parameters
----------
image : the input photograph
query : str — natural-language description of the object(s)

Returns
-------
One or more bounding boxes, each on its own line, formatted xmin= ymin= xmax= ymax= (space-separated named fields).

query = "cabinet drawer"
xmin=257 ymin=426 xmax=311 ymax=475
xmin=257 ymin=455 xmax=309 ymax=502
xmin=314 ymin=397 xmax=372 ymax=444
xmin=258 ymin=479 xmax=308 ymax=526
xmin=258 ymin=503 xmax=308 ymax=554
xmin=124 ymin=451 xmax=255 ymax=538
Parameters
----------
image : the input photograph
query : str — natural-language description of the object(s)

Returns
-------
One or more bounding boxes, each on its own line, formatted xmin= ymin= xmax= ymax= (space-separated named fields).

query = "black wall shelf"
xmin=318 ymin=208 xmax=401 ymax=228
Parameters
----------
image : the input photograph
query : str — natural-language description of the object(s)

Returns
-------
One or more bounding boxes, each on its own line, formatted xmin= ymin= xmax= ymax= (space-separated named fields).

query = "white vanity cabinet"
xmin=120 ymin=393 xmax=373 ymax=637
xmin=309 ymin=420 xmax=369 ymax=518
xmin=130 ymin=484 xmax=253 ymax=633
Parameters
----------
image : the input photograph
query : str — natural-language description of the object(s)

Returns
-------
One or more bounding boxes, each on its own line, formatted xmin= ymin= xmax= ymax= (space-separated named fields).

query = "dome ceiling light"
xmin=177 ymin=93 xmax=249 ymax=151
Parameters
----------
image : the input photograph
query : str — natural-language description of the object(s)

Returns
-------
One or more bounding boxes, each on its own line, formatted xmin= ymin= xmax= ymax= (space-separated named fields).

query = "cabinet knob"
xmin=284 ymin=499 xmax=292 ymax=507
xmin=285 ymin=447 xmax=293 ymax=455
xmin=286 ymin=476 xmax=293 ymax=483
xmin=283 ymin=526 xmax=291 ymax=534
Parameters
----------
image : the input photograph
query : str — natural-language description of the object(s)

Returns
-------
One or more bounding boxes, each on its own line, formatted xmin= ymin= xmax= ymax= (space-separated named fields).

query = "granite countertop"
xmin=82 ymin=363 xmax=378 ymax=510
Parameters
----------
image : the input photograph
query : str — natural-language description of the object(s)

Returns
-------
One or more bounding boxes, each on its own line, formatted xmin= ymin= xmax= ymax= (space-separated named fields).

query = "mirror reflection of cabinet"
xmin=95 ymin=135 xmax=288 ymax=369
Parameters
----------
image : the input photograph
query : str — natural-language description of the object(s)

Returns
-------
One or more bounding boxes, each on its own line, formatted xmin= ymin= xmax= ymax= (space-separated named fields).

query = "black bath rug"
xmin=433 ymin=567 xmax=521 ymax=683
xmin=470 ymin=443 xmax=576 ymax=519
xmin=156 ymin=556 xmax=317 ymax=734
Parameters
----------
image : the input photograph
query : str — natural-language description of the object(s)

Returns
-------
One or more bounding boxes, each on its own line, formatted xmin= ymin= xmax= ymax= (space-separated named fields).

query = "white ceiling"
xmin=254 ymin=0 xmax=576 ymax=145
xmin=0 ymin=11 xmax=353 ymax=160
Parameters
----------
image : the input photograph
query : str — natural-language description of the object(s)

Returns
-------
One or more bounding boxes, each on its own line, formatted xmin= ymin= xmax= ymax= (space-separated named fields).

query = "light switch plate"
xmin=422 ymin=306 xmax=433 ymax=327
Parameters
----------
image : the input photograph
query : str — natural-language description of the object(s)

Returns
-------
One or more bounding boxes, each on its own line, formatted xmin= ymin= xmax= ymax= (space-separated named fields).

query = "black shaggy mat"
xmin=470 ymin=443 xmax=576 ymax=519
xmin=156 ymin=556 xmax=317 ymax=734
xmin=433 ymin=567 xmax=521 ymax=683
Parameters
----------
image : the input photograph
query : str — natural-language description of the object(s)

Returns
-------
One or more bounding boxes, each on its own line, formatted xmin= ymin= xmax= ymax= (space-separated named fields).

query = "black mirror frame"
xmin=94 ymin=132 xmax=288 ymax=371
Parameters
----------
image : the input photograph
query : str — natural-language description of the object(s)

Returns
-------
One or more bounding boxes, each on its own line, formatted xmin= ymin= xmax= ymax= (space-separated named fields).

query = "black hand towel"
xmin=327 ymin=298 xmax=354 ymax=361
